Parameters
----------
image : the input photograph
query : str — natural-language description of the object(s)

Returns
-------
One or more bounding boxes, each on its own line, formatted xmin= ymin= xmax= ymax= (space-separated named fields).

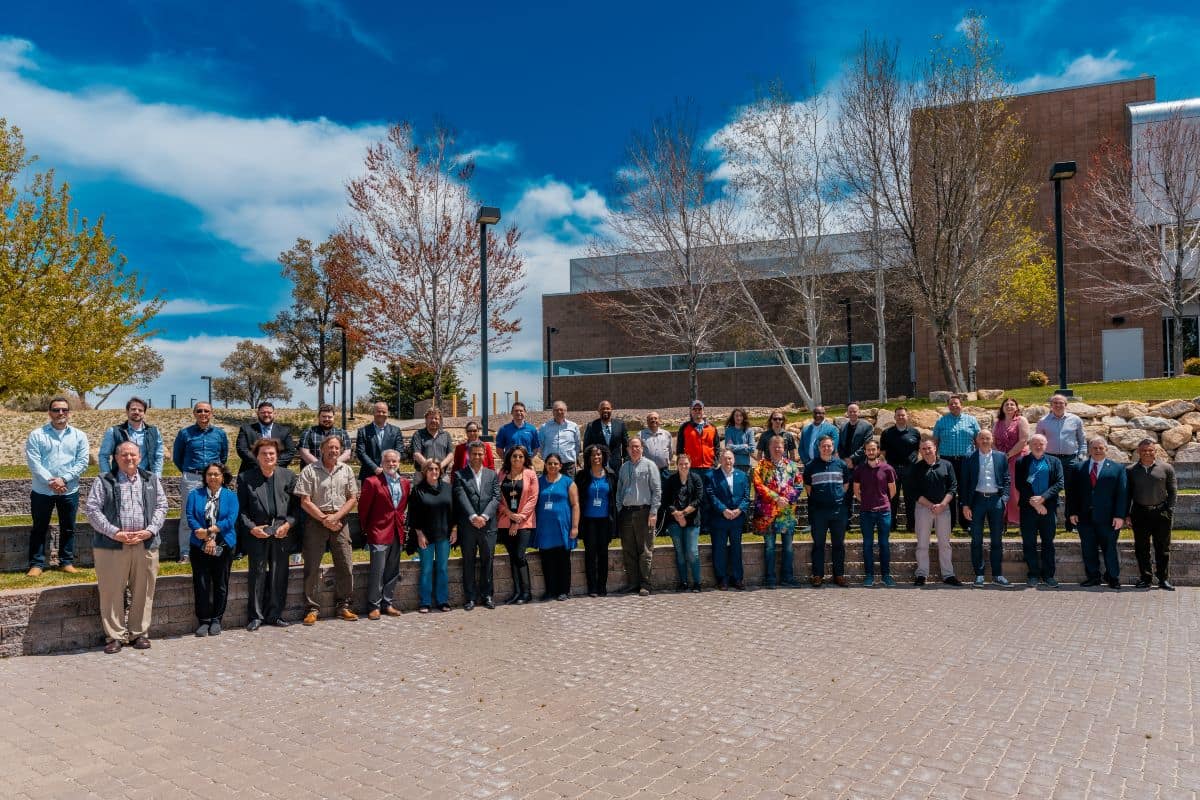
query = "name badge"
xmin=543 ymin=501 xmax=554 ymax=511
xmin=593 ymin=498 xmax=603 ymax=507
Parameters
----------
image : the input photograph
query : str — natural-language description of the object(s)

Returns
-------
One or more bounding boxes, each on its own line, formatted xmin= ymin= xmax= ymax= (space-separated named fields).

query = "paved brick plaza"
xmin=1 ymin=586 xmax=1197 ymax=799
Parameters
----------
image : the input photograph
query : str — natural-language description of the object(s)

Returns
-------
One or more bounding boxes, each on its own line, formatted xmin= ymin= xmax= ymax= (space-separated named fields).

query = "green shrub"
xmin=1183 ymin=357 xmax=1200 ymax=376
xmin=1027 ymin=370 xmax=1050 ymax=387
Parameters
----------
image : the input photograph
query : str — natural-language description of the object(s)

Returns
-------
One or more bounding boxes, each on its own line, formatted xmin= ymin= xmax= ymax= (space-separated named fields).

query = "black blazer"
xmin=662 ymin=470 xmax=705 ymax=526
xmin=452 ymin=466 xmax=500 ymax=534
xmin=960 ymin=450 xmax=1012 ymax=508
xmin=236 ymin=422 xmax=297 ymax=472
xmin=236 ymin=467 xmax=299 ymax=551
xmin=837 ymin=419 xmax=875 ymax=466
xmin=1014 ymin=453 xmax=1064 ymax=510
xmin=582 ymin=418 xmax=630 ymax=471
xmin=354 ymin=422 xmax=405 ymax=480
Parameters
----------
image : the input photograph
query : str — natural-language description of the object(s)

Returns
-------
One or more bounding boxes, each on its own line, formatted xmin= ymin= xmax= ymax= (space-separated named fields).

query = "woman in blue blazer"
xmin=185 ymin=462 xmax=240 ymax=636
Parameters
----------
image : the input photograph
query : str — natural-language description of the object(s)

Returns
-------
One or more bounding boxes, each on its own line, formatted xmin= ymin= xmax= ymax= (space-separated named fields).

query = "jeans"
xmin=418 ymin=538 xmax=451 ymax=607
xmin=177 ymin=471 xmax=204 ymax=557
xmin=968 ymin=494 xmax=1007 ymax=577
xmin=1019 ymin=505 xmax=1057 ymax=580
xmin=666 ymin=521 xmax=700 ymax=586
xmin=710 ymin=522 xmax=744 ymax=584
xmin=762 ymin=521 xmax=795 ymax=586
xmin=28 ymin=490 xmax=79 ymax=568
xmin=859 ymin=509 xmax=892 ymax=578
xmin=809 ymin=504 xmax=847 ymax=578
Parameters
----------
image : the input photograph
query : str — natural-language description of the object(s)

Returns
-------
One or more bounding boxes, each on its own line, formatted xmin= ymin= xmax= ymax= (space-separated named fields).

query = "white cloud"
xmin=454 ymin=141 xmax=519 ymax=167
xmin=156 ymin=299 xmax=242 ymax=316
xmin=294 ymin=0 xmax=393 ymax=63
xmin=0 ymin=37 xmax=385 ymax=262
xmin=1015 ymin=51 xmax=1135 ymax=94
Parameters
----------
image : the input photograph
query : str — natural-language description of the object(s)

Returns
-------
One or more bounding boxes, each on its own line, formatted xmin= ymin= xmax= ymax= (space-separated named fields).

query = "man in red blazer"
xmin=358 ymin=449 xmax=410 ymax=618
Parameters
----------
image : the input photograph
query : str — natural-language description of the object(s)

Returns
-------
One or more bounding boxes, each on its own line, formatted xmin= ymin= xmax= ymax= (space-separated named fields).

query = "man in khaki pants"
xmin=83 ymin=441 xmax=168 ymax=653
xmin=296 ymin=436 xmax=359 ymax=624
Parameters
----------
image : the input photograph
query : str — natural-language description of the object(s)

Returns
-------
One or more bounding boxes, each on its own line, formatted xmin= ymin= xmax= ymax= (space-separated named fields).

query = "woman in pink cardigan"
xmin=497 ymin=445 xmax=539 ymax=605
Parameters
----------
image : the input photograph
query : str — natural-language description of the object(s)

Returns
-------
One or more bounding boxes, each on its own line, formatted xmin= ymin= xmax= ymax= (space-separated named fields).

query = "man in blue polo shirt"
xmin=495 ymin=401 xmax=540 ymax=456
xmin=172 ymin=402 xmax=228 ymax=563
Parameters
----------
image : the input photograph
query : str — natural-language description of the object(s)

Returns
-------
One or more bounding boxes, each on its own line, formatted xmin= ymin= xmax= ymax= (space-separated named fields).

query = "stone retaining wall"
xmin=0 ymin=476 xmax=184 ymax=516
xmin=3 ymin=539 xmax=1198 ymax=657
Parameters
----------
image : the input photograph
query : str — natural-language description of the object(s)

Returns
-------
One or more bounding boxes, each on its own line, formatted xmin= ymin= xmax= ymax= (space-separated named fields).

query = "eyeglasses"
xmin=771 ymin=417 xmax=784 ymax=422
xmin=49 ymin=408 xmax=69 ymax=414
xmin=194 ymin=410 xmax=211 ymax=414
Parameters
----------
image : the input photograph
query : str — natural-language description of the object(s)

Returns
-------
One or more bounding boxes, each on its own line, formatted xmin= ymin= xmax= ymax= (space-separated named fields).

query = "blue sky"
xmin=2 ymin=0 xmax=1198 ymax=412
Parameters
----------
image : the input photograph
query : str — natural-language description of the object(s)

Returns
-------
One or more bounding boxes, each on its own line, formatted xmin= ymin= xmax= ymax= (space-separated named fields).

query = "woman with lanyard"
xmin=185 ymin=462 xmax=238 ymax=637
xmin=534 ymin=453 xmax=580 ymax=601
xmin=498 ymin=445 xmax=539 ymax=604
xmin=575 ymin=444 xmax=616 ymax=597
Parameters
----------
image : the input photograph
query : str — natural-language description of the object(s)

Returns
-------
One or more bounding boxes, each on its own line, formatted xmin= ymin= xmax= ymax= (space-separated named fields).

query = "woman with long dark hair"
xmin=574 ymin=444 xmax=616 ymax=597
xmin=498 ymin=445 xmax=539 ymax=604
xmin=186 ymin=461 xmax=238 ymax=636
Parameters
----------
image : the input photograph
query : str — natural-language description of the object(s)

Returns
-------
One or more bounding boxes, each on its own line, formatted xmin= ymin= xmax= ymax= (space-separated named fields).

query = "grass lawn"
xmin=6 ymin=528 xmax=1198 ymax=592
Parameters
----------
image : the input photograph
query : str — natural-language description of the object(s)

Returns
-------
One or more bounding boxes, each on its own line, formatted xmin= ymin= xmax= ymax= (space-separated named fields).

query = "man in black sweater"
xmin=880 ymin=407 xmax=922 ymax=532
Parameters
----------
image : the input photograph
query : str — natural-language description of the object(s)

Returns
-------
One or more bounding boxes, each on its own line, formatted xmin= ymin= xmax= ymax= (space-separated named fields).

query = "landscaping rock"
xmin=1181 ymin=412 xmax=1200 ymax=428
xmin=1024 ymin=405 xmax=1049 ymax=423
xmin=908 ymin=409 xmax=942 ymax=430
xmin=1174 ymin=442 xmax=1200 ymax=462
xmin=1129 ymin=416 xmax=1181 ymax=432
xmin=1083 ymin=424 xmax=1110 ymax=440
xmin=1155 ymin=444 xmax=1171 ymax=462
xmin=1148 ymin=399 xmax=1196 ymax=419
xmin=1105 ymin=446 xmax=1132 ymax=464
xmin=1109 ymin=427 xmax=1155 ymax=450
xmin=977 ymin=389 xmax=1005 ymax=401
xmin=1101 ymin=416 xmax=1130 ymax=428
xmin=1066 ymin=402 xmax=1106 ymax=419
xmin=874 ymin=408 xmax=895 ymax=431
xmin=928 ymin=391 xmax=953 ymax=403
xmin=1162 ymin=425 xmax=1194 ymax=451
xmin=1113 ymin=401 xmax=1149 ymax=420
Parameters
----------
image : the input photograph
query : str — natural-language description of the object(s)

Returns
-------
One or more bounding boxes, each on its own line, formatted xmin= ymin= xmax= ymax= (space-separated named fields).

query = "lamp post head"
xmin=476 ymin=206 xmax=501 ymax=225
xmin=201 ymin=375 xmax=211 ymax=380
xmin=547 ymin=326 xmax=559 ymax=334
xmin=1049 ymin=161 xmax=1077 ymax=181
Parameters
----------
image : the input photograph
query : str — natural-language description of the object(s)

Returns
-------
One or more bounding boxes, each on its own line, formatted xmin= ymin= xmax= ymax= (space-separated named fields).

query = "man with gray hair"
xmin=1036 ymin=394 xmax=1087 ymax=532
xmin=1067 ymin=436 xmax=1127 ymax=589
xmin=1015 ymin=433 xmax=1065 ymax=587
xmin=616 ymin=437 xmax=661 ymax=596
xmin=538 ymin=400 xmax=582 ymax=477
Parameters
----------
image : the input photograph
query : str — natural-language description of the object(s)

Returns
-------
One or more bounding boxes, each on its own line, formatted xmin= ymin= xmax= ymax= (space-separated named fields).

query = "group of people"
xmin=21 ymin=391 xmax=1179 ymax=654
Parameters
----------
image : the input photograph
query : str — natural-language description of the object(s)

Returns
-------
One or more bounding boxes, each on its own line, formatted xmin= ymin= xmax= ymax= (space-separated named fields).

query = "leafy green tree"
xmin=212 ymin=340 xmax=293 ymax=408
xmin=366 ymin=360 xmax=464 ymax=418
xmin=0 ymin=119 xmax=162 ymax=402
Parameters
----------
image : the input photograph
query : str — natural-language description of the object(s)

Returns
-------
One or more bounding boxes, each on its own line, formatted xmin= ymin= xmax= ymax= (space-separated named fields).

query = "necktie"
xmin=1090 ymin=462 xmax=1099 ymax=487
xmin=603 ymin=423 xmax=611 ymax=442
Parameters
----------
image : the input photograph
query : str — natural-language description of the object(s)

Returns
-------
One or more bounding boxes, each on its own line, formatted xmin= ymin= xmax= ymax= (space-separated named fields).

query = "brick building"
xmin=542 ymin=77 xmax=1189 ymax=409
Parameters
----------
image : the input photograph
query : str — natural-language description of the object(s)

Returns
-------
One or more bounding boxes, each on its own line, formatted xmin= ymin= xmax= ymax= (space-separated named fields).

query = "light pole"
xmin=477 ymin=205 xmax=501 ymax=440
xmin=200 ymin=375 xmax=212 ymax=407
xmin=504 ymin=391 xmax=512 ymax=413
xmin=333 ymin=320 xmax=348 ymax=430
xmin=1050 ymin=161 xmax=1077 ymax=396
xmin=545 ymin=325 xmax=559 ymax=409
xmin=841 ymin=299 xmax=854 ymax=406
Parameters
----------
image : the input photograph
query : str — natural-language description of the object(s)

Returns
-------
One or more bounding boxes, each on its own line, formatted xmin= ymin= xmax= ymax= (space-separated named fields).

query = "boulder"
xmin=1101 ymin=415 xmax=1130 ymax=428
xmin=1180 ymin=412 xmax=1200 ymax=428
xmin=1024 ymin=405 xmax=1049 ymax=423
xmin=1161 ymin=424 xmax=1194 ymax=451
xmin=1155 ymin=444 xmax=1172 ymax=462
xmin=968 ymin=410 xmax=995 ymax=429
xmin=928 ymin=390 xmax=953 ymax=403
xmin=874 ymin=408 xmax=895 ymax=431
xmin=1083 ymin=424 xmax=1110 ymax=440
xmin=1112 ymin=401 xmax=1149 ymax=420
xmin=1173 ymin=442 xmax=1200 ymax=462
xmin=1129 ymin=416 xmax=1181 ymax=432
xmin=1105 ymin=446 xmax=1131 ymax=464
xmin=977 ymin=389 xmax=1005 ymax=401
xmin=908 ymin=409 xmax=942 ymax=430
xmin=1066 ymin=402 xmax=1106 ymax=419
xmin=1148 ymin=399 xmax=1196 ymax=419
xmin=1109 ymin=427 xmax=1154 ymax=450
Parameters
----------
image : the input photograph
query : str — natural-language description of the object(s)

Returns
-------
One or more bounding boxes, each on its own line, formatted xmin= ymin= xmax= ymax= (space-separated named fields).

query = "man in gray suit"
xmin=237 ymin=437 xmax=299 ymax=630
xmin=453 ymin=441 xmax=501 ymax=610
xmin=355 ymin=401 xmax=405 ymax=481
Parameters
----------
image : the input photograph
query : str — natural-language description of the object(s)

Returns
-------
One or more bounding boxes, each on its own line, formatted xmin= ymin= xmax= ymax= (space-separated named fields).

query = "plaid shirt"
xmin=932 ymin=413 xmax=979 ymax=457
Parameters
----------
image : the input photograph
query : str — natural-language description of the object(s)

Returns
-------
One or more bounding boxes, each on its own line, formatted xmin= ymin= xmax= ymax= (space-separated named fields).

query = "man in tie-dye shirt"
xmin=752 ymin=434 xmax=804 ymax=588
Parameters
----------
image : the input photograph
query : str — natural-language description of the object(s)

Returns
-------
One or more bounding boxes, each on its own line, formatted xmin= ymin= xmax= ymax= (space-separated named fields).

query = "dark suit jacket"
xmin=582 ymin=418 xmax=630 ymax=471
xmin=1066 ymin=458 xmax=1129 ymax=524
xmin=959 ymin=450 xmax=1012 ymax=508
xmin=705 ymin=468 xmax=751 ymax=524
xmin=354 ymin=422 xmax=405 ymax=480
xmin=837 ymin=419 xmax=875 ymax=466
xmin=452 ymin=466 xmax=500 ymax=534
xmin=1014 ymin=453 xmax=1064 ymax=510
xmin=236 ymin=467 xmax=299 ymax=551
xmin=236 ymin=422 xmax=297 ymax=472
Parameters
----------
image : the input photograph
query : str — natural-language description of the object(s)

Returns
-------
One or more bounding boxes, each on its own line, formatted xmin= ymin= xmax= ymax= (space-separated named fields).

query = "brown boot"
xmin=337 ymin=607 xmax=359 ymax=621
xmin=302 ymin=610 xmax=318 ymax=625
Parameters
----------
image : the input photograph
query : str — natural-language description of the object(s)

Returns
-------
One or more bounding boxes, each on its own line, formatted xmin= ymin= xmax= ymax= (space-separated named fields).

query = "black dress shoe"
xmin=484 ymin=596 xmax=495 ymax=609
xmin=464 ymin=600 xmax=475 ymax=611
xmin=1159 ymin=579 xmax=1176 ymax=591
xmin=246 ymin=620 xmax=262 ymax=632
xmin=1080 ymin=578 xmax=1102 ymax=587
xmin=1135 ymin=578 xmax=1152 ymax=589
xmin=104 ymin=639 xmax=123 ymax=654
xmin=1107 ymin=578 xmax=1121 ymax=590
xmin=271 ymin=619 xmax=290 ymax=628
xmin=943 ymin=576 xmax=963 ymax=587
xmin=505 ymin=593 xmax=521 ymax=605
xmin=914 ymin=575 xmax=926 ymax=586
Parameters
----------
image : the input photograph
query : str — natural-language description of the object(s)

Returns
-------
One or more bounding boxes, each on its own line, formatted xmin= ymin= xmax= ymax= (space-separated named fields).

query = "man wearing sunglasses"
xmin=172 ymin=402 xmax=229 ymax=563
xmin=25 ymin=397 xmax=90 ymax=577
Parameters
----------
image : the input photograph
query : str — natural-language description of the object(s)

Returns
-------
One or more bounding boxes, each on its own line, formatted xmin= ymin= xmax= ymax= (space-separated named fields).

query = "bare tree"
xmin=837 ymin=18 xmax=1033 ymax=392
xmin=715 ymin=81 xmax=840 ymax=408
xmin=587 ymin=103 xmax=742 ymax=402
xmin=341 ymin=122 xmax=524 ymax=407
xmin=1068 ymin=109 xmax=1200 ymax=374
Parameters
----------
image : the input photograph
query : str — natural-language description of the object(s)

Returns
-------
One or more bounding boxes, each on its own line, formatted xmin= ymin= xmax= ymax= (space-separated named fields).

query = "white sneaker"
xmin=289 ymin=554 xmax=302 ymax=566
xmin=994 ymin=576 xmax=1011 ymax=587
xmin=973 ymin=575 xmax=985 ymax=586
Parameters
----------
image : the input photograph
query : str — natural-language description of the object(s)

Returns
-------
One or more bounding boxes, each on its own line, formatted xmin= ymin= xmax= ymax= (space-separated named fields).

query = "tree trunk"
xmin=687 ymin=348 xmax=699 ymax=404
xmin=933 ymin=321 xmax=961 ymax=394
xmin=733 ymin=276 xmax=815 ymax=408
xmin=317 ymin=330 xmax=327 ymax=408
xmin=874 ymin=266 xmax=887 ymax=402
xmin=432 ymin=363 xmax=445 ymax=409
xmin=1172 ymin=314 xmax=1185 ymax=377
xmin=948 ymin=312 xmax=967 ymax=392
xmin=967 ymin=333 xmax=979 ymax=392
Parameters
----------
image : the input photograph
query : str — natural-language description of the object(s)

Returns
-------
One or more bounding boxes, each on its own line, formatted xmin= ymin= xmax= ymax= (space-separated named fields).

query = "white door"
xmin=1101 ymin=328 xmax=1144 ymax=381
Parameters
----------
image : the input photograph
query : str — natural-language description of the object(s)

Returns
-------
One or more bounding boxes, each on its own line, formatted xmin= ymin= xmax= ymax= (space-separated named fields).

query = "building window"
xmin=552 ymin=358 xmax=609 ymax=377
xmin=736 ymin=350 xmax=783 ymax=368
xmin=675 ymin=351 xmax=736 ymax=371
xmin=610 ymin=355 xmax=673 ymax=373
